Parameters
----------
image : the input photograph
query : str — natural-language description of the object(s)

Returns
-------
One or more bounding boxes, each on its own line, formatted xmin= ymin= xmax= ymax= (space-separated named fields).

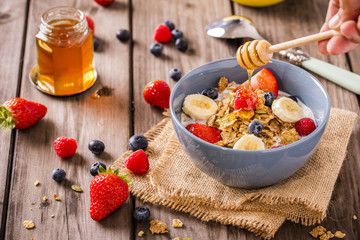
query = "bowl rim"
xmin=170 ymin=57 xmax=331 ymax=153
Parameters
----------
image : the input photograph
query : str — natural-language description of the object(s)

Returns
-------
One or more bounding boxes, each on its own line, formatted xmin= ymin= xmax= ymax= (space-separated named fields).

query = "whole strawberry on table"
xmin=0 ymin=97 xmax=47 ymax=130
xmin=90 ymin=166 xmax=130 ymax=221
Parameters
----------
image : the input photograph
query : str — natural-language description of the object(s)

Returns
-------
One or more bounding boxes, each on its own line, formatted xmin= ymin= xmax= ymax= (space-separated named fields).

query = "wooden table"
xmin=1 ymin=0 xmax=359 ymax=239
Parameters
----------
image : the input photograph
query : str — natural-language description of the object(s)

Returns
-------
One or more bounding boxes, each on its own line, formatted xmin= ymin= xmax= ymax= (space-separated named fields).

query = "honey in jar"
xmin=34 ymin=6 xmax=96 ymax=96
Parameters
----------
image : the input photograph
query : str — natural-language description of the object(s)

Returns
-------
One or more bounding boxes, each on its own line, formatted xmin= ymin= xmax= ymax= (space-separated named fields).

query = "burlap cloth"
xmin=112 ymin=108 xmax=358 ymax=239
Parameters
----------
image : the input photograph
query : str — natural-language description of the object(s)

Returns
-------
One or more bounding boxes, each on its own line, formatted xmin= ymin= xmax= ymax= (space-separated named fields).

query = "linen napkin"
xmin=112 ymin=108 xmax=358 ymax=239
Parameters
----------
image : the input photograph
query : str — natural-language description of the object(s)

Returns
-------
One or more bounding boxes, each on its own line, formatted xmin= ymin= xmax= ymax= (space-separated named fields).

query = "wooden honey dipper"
xmin=236 ymin=30 xmax=341 ymax=70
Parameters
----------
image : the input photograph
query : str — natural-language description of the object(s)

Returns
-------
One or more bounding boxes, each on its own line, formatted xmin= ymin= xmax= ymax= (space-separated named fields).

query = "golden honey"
xmin=35 ymin=7 xmax=96 ymax=96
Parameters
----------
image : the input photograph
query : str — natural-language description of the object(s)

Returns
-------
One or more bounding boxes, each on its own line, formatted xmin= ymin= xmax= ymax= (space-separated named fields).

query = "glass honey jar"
xmin=31 ymin=6 xmax=96 ymax=96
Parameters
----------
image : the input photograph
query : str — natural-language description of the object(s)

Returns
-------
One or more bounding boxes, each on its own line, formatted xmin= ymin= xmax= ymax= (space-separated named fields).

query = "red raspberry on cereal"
xmin=295 ymin=118 xmax=316 ymax=136
xmin=234 ymin=87 xmax=258 ymax=110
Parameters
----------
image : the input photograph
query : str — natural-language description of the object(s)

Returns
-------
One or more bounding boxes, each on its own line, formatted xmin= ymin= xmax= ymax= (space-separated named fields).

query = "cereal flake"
xmin=43 ymin=196 xmax=47 ymax=202
xmin=334 ymin=231 xmax=346 ymax=238
xmin=138 ymin=230 xmax=144 ymax=237
xmin=34 ymin=180 xmax=40 ymax=186
xmin=53 ymin=194 xmax=60 ymax=201
xmin=51 ymin=214 xmax=55 ymax=218
xmin=353 ymin=215 xmax=358 ymax=220
xmin=172 ymin=219 xmax=183 ymax=228
xmin=309 ymin=226 xmax=326 ymax=238
xmin=149 ymin=220 xmax=168 ymax=234
xmin=319 ymin=231 xmax=334 ymax=240
xmin=23 ymin=220 xmax=35 ymax=229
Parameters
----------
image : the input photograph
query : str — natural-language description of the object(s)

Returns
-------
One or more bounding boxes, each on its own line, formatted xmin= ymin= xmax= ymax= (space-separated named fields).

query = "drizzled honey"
xmin=35 ymin=7 xmax=96 ymax=96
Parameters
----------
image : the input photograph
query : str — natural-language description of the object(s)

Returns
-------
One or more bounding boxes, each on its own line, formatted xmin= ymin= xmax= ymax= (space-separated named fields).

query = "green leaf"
xmin=0 ymin=105 xmax=15 ymax=131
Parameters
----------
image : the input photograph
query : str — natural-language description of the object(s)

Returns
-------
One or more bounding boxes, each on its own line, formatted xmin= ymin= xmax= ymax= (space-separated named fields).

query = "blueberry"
xmin=202 ymin=88 xmax=218 ymax=99
xmin=171 ymin=29 xmax=183 ymax=40
xmin=88 ymin=140 xmax=105 ymax=155
xmin=116 ymin=29 xmax=130 ymax=42
xmin=133 ymin=206 xmax=150 ymax=223
xmin=248 ymin=120 xmax=263 ymax=136
xmin=169 ymin=68 xmax=182 ymax=81
xmin=150 ymin=43 xmax=163 ymax=56
xmin=175 ymin=38 xmax=188 ymax=52
xmin=90 ymin=162 xmax=106 ymax=176
xmin=263 ymin=92 xmax=276 ymax=107
xmin=163 ymin=20 xmax=175 ymax=31
xmin=51 ymin=168 xmax=66 ymax=182
xmin=287 ymin=95 xmax=298 ymax=102
xmin=129 ymin=134 xmax=148 ymax=151
xmin=93 ymin=38 xmax=99 ymax=51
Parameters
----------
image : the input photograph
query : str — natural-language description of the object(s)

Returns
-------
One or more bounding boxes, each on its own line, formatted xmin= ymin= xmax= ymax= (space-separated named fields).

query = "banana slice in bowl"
xmin=182 ymin=94 xmax=218 ymax=120
xmin=233 ymin=134 xmax=265 ymax=150
xmin=271 ymin=97 xmax=303 ymax=123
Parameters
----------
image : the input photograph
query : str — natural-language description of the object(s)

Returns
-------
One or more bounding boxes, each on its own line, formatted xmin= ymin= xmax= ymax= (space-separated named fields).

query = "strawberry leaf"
xmin=0 ymin=105 xmax=15 ymax=130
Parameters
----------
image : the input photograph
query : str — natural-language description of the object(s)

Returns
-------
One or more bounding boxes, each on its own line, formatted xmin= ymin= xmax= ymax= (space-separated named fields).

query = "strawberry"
xmin=295 ymin=118 xmax=316 ymax=136
xmin=90 ymin=167 xmax=130 ymax=221
xmin=153 ymin=24 xmax=172 ymax=43
xmin=236 ymin=69 xmax=278 ymax=97
xmin=234 ymin=87 xmax=258 ymax=110
xmin=85 ymin=16 xmax=95 ymax=36
xmin=143 ymin=80 xmax=170 ymax=109
xmin=124 ymin=149 xmax=149 ymax=175
xmin=0 ymin=97 xmax=47 ymax=130
xmin=54 ymin=137 xmax=77 ymax=158
xmin=93 ymin=0 xmax=114 ymax=6
xmin=186 ymin=123 xmax=222 ymax=144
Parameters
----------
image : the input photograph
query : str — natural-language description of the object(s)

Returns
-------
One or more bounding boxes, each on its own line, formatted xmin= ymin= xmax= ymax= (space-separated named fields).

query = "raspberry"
xmin=295 ymin=118 xmax=316 ymax=136
xmin=153 ymin=24 xmax=172 ymax=43
xmin=124 ymin=149 xmax=149 ymax=175
xmin=234 ymin=87 xmax=258 ymax=110
xmin=54 ymin=137 xmax=77 ymax=158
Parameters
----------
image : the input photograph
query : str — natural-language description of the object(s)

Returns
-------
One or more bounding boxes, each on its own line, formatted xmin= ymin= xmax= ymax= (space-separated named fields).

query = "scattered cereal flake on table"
xmin=71 ymin=185 xmax=83 ymax=193
xmin=149 ymin=220 xmax=168 ymax=234
xmin=53 ymin=194 xmax=60 ymax=201
xmin=138 ymin=231 xmax=144 ymax=237
xmin=319 ymin=231 xmax=334 ymax=240
xmin=51 ymin=214 xmax=55 ymax=218
xmin=172 ymin=219 xmax=183 ymax=228
xmin=334 ymin=231 xmax=346 ymax=238
xmin=43 ymin=196 xmax=47 ymax=202
xmin=23 ymin=220 xmax=35 ymax=229
xmin=309 ymin=226 xmax=326 ymax=238
xmin=34 ymin=180 xmax=40 ymax=186
xmin=31 ymin=238 xmax=36 ymax=240
xmin=353 ymin=215 xmax=358 ymax=220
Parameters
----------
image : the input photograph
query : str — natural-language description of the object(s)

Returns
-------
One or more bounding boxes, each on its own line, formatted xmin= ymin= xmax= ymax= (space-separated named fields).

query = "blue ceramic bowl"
xmin=169 ymin=58 xmax=330 ymax=188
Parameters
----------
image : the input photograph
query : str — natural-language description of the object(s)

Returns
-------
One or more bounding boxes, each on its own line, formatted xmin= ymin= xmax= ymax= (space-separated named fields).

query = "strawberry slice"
xmin=186 ymin=123 xmax=222 ymax=144
xmin=236 ymin=69 xmax=278 ymax=97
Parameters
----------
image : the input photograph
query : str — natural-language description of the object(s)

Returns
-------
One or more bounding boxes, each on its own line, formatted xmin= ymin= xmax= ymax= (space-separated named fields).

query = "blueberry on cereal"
xmin=263 ymin=92 xmax=276 ymax=107
xmin=202 ymin=88 xmax=218 ymax=100
xmin=248 ymin=120 xmax=263 ymax=136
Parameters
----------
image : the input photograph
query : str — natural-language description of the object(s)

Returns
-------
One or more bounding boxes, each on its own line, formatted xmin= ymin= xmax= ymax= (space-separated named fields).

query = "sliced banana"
xmin=271 ymin=97 xmax=303 ymax=123
xmin=182 ymin=94 xmax=218 ymax=120
xmin=233 ymin=134 xmax=265 ymax=150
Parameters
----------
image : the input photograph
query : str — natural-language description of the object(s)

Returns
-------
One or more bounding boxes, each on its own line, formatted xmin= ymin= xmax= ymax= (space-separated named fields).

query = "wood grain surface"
xmin=0 ymin=0 xmax=28 ymax=235
xmin=0 ymin=0 xmax=359 ymax=239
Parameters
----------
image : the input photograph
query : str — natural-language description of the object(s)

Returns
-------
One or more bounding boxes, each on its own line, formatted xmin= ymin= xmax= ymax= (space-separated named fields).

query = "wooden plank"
xmin=0 ymin=0 xmax=28 ymax=236
xmin=132 ymin=0 xmax=235 ymax=239
xmin=233 ymin=0 xmax=360 ymax=239
xmin=5 ymin=0 xmax=132 ymax=239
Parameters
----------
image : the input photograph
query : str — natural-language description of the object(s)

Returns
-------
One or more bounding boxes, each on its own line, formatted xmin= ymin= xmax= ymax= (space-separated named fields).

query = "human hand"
xmin=318 ymin=0 xmax=360 ymax=55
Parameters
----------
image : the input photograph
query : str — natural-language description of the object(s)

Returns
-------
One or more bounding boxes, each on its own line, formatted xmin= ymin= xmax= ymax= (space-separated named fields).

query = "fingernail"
xmin=329 ymin=14 xmax=340 ymax=29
